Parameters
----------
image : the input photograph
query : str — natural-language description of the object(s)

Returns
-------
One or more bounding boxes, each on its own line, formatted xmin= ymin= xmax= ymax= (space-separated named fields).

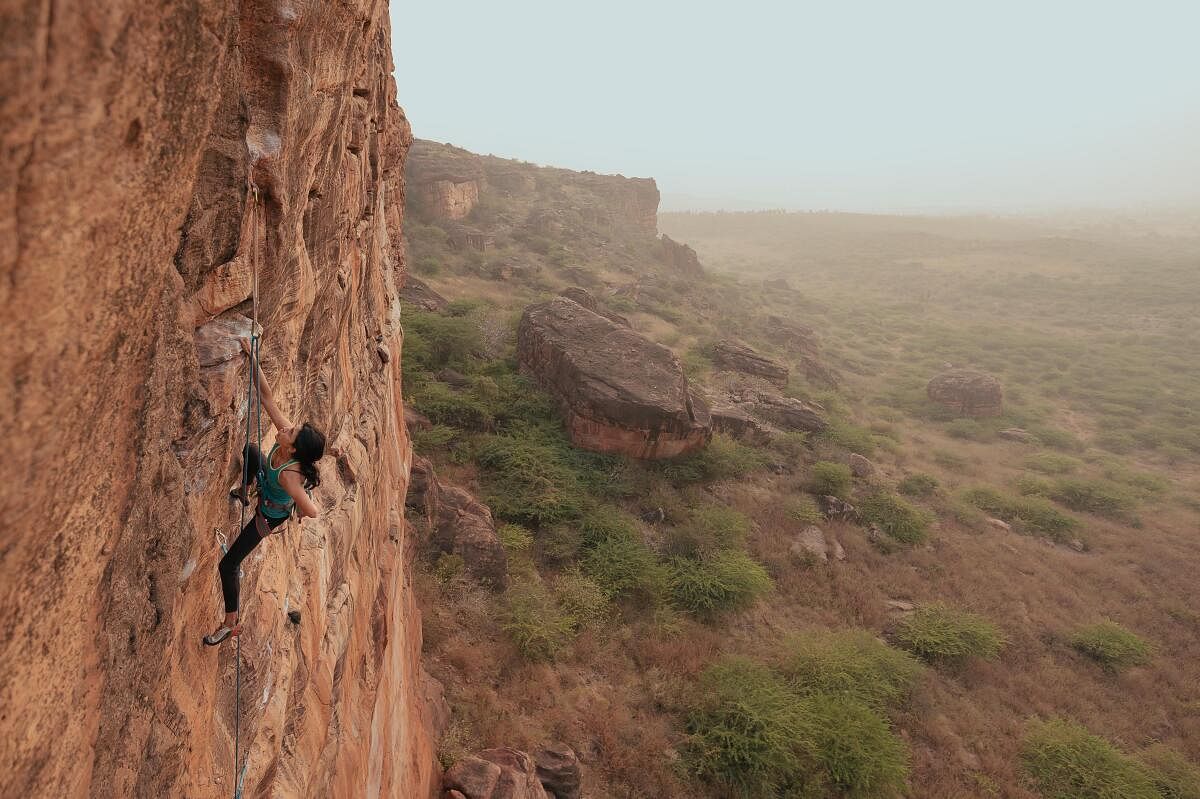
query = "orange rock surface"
xmin=0 ymin=3 xmax=439 ymax=797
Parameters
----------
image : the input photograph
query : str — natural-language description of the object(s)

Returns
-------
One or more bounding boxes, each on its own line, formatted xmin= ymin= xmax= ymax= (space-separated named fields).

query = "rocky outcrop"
xmin=1 ymin=5 xmax=438 ymax=798
xmin=404 ymin=275 xmax=451 ymax=311
xmin=408 ymin=140 xmax=486 ymax=221
xmin=763 ymin=316 xmax=840 ymax=388
xmin=444 ymin=749 xmax=551 ymax=799
xmin=443 ymin=745 xmax=582 ymax=799
xmin=848 ymin=453 xmax=875 ymax=478
xmin=434 ymin=486 xmax=509 ymax=589
xmin=928 ymin=369 xmax=1004 ymax=417
xmin=712 ymin=340 xmax=790 ymax=388
xmin=747 ymin=391 xmax=828 ymax=433
xmin=517 ymin=296 xmax=712 ymax=458
xmin=534 ymin=744 xmax=583 ymax=799
xmin=708 ymin=398 xmax=774 ymax=443
xmin=658 ymin=234 xmax=704 ymax=275
xmin=558 ymin=287 xmax=631 ymax=328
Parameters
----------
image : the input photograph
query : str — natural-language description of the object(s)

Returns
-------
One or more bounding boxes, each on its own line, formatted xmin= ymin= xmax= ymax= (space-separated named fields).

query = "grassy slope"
xmin=405 ymin=150 xmax=1200 ymax=798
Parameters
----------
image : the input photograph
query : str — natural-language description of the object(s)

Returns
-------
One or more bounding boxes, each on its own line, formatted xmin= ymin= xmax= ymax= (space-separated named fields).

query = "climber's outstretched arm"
xmin=280 ymin=469 xmax=320 ymax=520
xmin=240 ymin=338 xmax=295 ymax=433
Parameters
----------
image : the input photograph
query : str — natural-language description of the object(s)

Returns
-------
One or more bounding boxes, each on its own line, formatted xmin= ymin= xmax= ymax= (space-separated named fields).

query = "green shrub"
xmin=932 ymin=449 xmax=969 ymax=470
xmin=684 ymin=658 xmax=812 ymax=798
xmin=497 ymin=523 xmax=534 ymax=552
xmin=859 ymin=493 xmax=932 ymax=545
xmin=821 ymin=421 xmax=878 ymax=456
xmin=961 ymin=487 xmax=1079 ymax=542
xmin=476 ymin=425 xmax=592 ymax=526
xmin=1099 ymin=462 xmax=1169 ymax=497
xmin=945 ymin=419 xmax=986 ymax=441
xmin=1016 ymin=473 xmax=1054 ymax=497
xmin=810 ymin=461 xmax=853 ymax=498
xmin=502 ymin=579 xmax=576 ymax=661
xmin=1096 ymin=430 xmax=1138 ymax=454
xmin=409 ymin=382 xmax=494 ymax=431
xmin=784 ymin=495 xmax=824 ymax=525
xmin=1138 ymin=744 xmax=1200 ymax=799
xmin=412 ymin=424 xmax=458 ymax=453
xmin=897 ymin=473 xmax=939 ymax=498
xmin=555 ymin=569 xmax=610 ymax=629
xmin=668 ymin=505 xmax=752 ymax=556
xmin=1025 ymin=453 xmax=1082 ymax=475
xmin=804 ymin=693 xmax=909 ymax=799
xmin=1029 ymin=425 xmax=1085 ymax=452
xmin=1069 ymin=620 xmax=1152 ymax=672
xmin=581 ymin=515 xmax=664 ymax=604
xmin=685 ymin=657 xmax=909 ymax=799
xmin=659 ymin=434 xmax=769 ymax=484
xmin=893 ymin=604 xmax=1005 ymax=666
xmin=414 ymin=255 xmax=440 ymax=275
xmin=779 ymin=629 xmax=924 ymax=710
xmin=667 ymin=549 xmax=772 ymax=619
xmin=1050 ymin=479 xmax=1136 ymax=519
xmin=772 ymin=431 xmax=810 ymax=460
xmin=404 ymin=310 xmax=482 ymax=370
xmin=433 ymin=552 xmax=464 ymax=582
xmin=1022 ymin=718 xmax=1159 ymax=799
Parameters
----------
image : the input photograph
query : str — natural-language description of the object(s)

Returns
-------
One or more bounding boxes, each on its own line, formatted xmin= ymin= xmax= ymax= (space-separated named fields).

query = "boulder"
xmin=402 ymin=275 xmax=450 ymax=311
xmin=819 ymin=495 xmax=859 ymax=522
xmin=986 ymin=517 xmax=1012 ymax=533
xmin=437 ymin=368 xmax=473 ymax=388
xmin=927 ymin=369 xmax=1003 ymax=418
xmin=829 ymin=536 xmax=847 ymax=561
xmin=558 ymin=287 xmax=631 ymax=328
xmin=434 ymin=486 xmax=509 ymax=589
xmin=791 ymin=526 xmax=829 ymax=562
xmin=406 ymin=456 xmax=441 ymax=528
xmin=707 ymin=397 xmax=773 ymax=443
xmin=534 ymin=744 xmax=582 ymax=799
xmin=444 ymin=749 xmax=551 ymax=799
xmin=517 ymin=296 xmax=711 ymax=458
xmin=748 ymin=392 xmax=827 ymax=433
xmin=848 ymin=453 xmax=874 ymax=478
xmin=405 ymin=404 xmax=434 ymax=432
xmin=711 ymin=340 xmax=789 ymax=388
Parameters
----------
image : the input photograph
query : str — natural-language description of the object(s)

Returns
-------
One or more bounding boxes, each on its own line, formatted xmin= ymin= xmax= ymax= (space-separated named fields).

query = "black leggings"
xmin=219 ymin=444 xmax=287 ymax=614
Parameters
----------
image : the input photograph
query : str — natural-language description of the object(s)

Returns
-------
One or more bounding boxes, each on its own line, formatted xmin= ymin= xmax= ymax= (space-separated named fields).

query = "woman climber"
xmin=204 ymin=337 xmax=328 ymax=646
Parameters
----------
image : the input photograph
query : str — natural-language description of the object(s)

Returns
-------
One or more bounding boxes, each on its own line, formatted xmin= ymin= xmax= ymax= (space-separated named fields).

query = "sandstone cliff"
xmin=1 ymin=3 xmax=438 ymax=797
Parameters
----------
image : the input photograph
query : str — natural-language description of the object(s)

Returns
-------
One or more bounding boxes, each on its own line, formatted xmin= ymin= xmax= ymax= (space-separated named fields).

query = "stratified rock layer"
xmin=927 ymin=368 xmax=1004 ymax=418
xmin=517 ymin=297 xmax=711 ymax=458
xmin=0 ymin=4 xmax=438 ymax=798
xmin=712 ymin=340 xmax=790 ymax=388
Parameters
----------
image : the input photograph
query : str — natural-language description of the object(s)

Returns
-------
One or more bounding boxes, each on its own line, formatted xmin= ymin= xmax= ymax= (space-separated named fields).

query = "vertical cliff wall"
xmin=0 ymin=2 xmax=438 ymax=797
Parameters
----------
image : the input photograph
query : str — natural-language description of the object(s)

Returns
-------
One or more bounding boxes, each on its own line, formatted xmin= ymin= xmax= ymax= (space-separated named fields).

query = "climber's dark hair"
xmin=293 ymin=422 xmax=326 ymax=490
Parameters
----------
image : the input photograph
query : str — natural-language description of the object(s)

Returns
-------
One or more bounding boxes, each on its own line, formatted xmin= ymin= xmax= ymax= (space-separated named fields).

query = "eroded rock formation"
xmin=443 ymin=745 xmax=582 ymax=799
xmin=712 ymin=340 xmax=790 ymax=388
xmin=658 ymin=234 xmax=704 ymax=275
xmin=927 ymin=368 xmax=1004 ymax=417
xmin=1 ymin=4 xmax=438 ymax=797
xmin=408 ymin=140 xmax=487 ymax=221
xmin=517 ymin=296 xmax=712 ymax=458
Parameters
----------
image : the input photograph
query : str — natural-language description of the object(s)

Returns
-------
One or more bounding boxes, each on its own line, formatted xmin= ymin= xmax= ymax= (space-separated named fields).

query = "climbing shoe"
xmin=203 ymin=624 xmax=240 ymax=646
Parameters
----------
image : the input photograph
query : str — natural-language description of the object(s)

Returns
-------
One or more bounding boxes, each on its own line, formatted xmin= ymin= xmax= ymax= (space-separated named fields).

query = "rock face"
xmin=658 ymin=234 xmax=704 ymax=275
xmin=848 ymin=453 xmax=875 ymax=478
xmin=1 ymin=5 xmax=438 ymax=798
xmin=517 ymin=296 xmax=711 ymax=458
xmin=712 ymin=340 xmax=790 ymax=388
xmin=707 ymin=398 xmax=773 ymax=443
xmin=748 ymin=392 xmax=828 ymax=433
xmin=434 ymin=486 xmax=509 ymax=589
xmin=407 ymin=140 xmax=486 ymax=221
xmin=927 ymin=369 xmax=1004 ymax=417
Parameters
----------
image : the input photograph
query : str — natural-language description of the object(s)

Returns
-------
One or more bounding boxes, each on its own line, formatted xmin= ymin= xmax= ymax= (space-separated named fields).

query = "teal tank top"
xmin=259 ymin=443 xmax=299 ymax=519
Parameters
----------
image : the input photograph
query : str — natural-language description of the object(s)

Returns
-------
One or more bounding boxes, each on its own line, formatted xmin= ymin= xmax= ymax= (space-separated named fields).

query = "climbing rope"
xmin=232 ymin=183 xmax=265 ymax=799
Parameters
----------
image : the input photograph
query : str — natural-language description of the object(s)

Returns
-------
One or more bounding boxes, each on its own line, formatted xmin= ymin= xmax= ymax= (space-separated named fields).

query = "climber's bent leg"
xmin=219 ymin=517 xmax=262 ymax=615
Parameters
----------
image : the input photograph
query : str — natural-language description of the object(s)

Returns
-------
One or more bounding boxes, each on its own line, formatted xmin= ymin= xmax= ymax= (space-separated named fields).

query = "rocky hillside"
xmin=1 ymin=4 xmax=438 ymax=797
xmin=402 ymin=142 xmax=1200 ymax=798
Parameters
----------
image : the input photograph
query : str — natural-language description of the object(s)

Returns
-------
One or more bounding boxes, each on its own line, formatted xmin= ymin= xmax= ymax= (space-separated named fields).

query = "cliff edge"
xmin=0 ymin=2 xmax=439 ymax=797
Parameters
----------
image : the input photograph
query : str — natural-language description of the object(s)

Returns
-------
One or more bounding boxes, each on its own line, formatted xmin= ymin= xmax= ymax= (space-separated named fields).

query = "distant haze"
xmin=391 ymin=1 xmax=1200 ymax=213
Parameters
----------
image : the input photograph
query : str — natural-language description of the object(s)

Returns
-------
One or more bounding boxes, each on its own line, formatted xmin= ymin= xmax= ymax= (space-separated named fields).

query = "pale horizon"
xmin=391 ymin=1 xmax=1200 ymax=215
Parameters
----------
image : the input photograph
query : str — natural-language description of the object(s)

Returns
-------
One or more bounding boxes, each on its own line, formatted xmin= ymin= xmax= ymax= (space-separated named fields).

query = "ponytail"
xmin=293 ymin=422 xmax=326 ymax=490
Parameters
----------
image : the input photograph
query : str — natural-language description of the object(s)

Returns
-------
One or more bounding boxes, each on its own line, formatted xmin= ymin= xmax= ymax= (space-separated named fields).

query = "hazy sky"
xmin=390 ymin=1 xmax=1200 ymax=213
